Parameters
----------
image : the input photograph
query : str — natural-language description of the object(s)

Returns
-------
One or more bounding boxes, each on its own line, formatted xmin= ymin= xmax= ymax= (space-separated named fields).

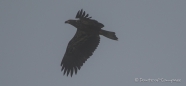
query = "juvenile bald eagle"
xmin=61 ymin=9 xmax=118 ymax=77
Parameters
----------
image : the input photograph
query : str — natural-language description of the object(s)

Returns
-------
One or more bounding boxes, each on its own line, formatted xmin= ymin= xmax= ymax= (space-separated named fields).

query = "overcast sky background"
xmin=0 ymin=0 xmax=186 ymax=86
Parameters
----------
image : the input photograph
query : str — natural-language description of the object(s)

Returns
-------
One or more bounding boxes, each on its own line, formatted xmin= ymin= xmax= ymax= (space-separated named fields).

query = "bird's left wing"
xmin=61 ymin=30 xmax=100 ymax=77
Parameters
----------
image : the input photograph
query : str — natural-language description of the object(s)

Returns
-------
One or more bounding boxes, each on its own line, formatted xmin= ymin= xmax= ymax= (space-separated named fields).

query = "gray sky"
xmin=0 ymin=0 xmax=185 ymax=86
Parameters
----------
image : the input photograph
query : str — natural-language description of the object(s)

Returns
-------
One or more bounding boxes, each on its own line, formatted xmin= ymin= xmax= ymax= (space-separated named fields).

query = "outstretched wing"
xmin=61 ymin=30 xmax=100 ymax=77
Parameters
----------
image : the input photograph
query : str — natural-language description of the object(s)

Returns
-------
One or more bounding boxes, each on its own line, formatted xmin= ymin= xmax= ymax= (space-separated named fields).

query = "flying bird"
xmin=61 ymin=9 xmax=118 ymax=77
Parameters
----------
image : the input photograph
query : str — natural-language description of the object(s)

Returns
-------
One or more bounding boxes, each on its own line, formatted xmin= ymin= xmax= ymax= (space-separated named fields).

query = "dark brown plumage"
xmin=61 ymin=9 xmax=118 ymax=77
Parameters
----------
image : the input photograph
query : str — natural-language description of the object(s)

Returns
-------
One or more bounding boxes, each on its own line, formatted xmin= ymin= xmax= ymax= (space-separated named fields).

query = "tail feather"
xmin=100 ymin=29 xmax=118 ymax=40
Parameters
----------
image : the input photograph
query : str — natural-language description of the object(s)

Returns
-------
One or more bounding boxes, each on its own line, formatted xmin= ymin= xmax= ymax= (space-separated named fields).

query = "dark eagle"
xmin=61 ymin=9 xmax=118 ymax=77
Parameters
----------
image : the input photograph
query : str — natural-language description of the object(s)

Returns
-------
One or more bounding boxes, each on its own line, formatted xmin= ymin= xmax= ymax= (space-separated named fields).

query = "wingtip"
xmin=75 ymin=9 xmax=93 ymax=19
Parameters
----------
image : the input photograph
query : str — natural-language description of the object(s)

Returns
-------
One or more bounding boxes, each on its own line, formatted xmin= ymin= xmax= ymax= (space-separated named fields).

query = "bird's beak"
xmin=65 ymin=20 xmax=69 ymax=23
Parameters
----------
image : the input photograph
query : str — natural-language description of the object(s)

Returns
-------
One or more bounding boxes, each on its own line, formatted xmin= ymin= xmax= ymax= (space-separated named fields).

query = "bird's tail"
xmin=100 ymin=29 xmax=118 ymax=40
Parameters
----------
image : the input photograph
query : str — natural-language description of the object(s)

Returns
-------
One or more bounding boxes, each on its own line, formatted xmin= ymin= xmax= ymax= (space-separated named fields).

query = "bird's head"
xmin=65 ymin=20 xmax=75 ymax=23
xmin=65 ymin=19 xmax=79 ymax=27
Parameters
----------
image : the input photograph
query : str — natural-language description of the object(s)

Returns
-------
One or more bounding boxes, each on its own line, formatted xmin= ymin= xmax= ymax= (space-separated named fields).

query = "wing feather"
xmin=85 ymin=14 xmax=89 ymax=18
xmin=79 ymin=9 xmax=83 ymax=18
xmin=82 ymin=11 xmax=85 ymax=17
xmin=74 ymin=67 xmax=77 ymax=74
xmin=75 ymin=10 xmax=80 ymax=18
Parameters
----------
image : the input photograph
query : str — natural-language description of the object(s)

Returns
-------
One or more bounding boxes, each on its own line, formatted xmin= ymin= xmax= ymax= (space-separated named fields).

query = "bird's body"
xmin=61 ymin=9 xmax=118 ymax=77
